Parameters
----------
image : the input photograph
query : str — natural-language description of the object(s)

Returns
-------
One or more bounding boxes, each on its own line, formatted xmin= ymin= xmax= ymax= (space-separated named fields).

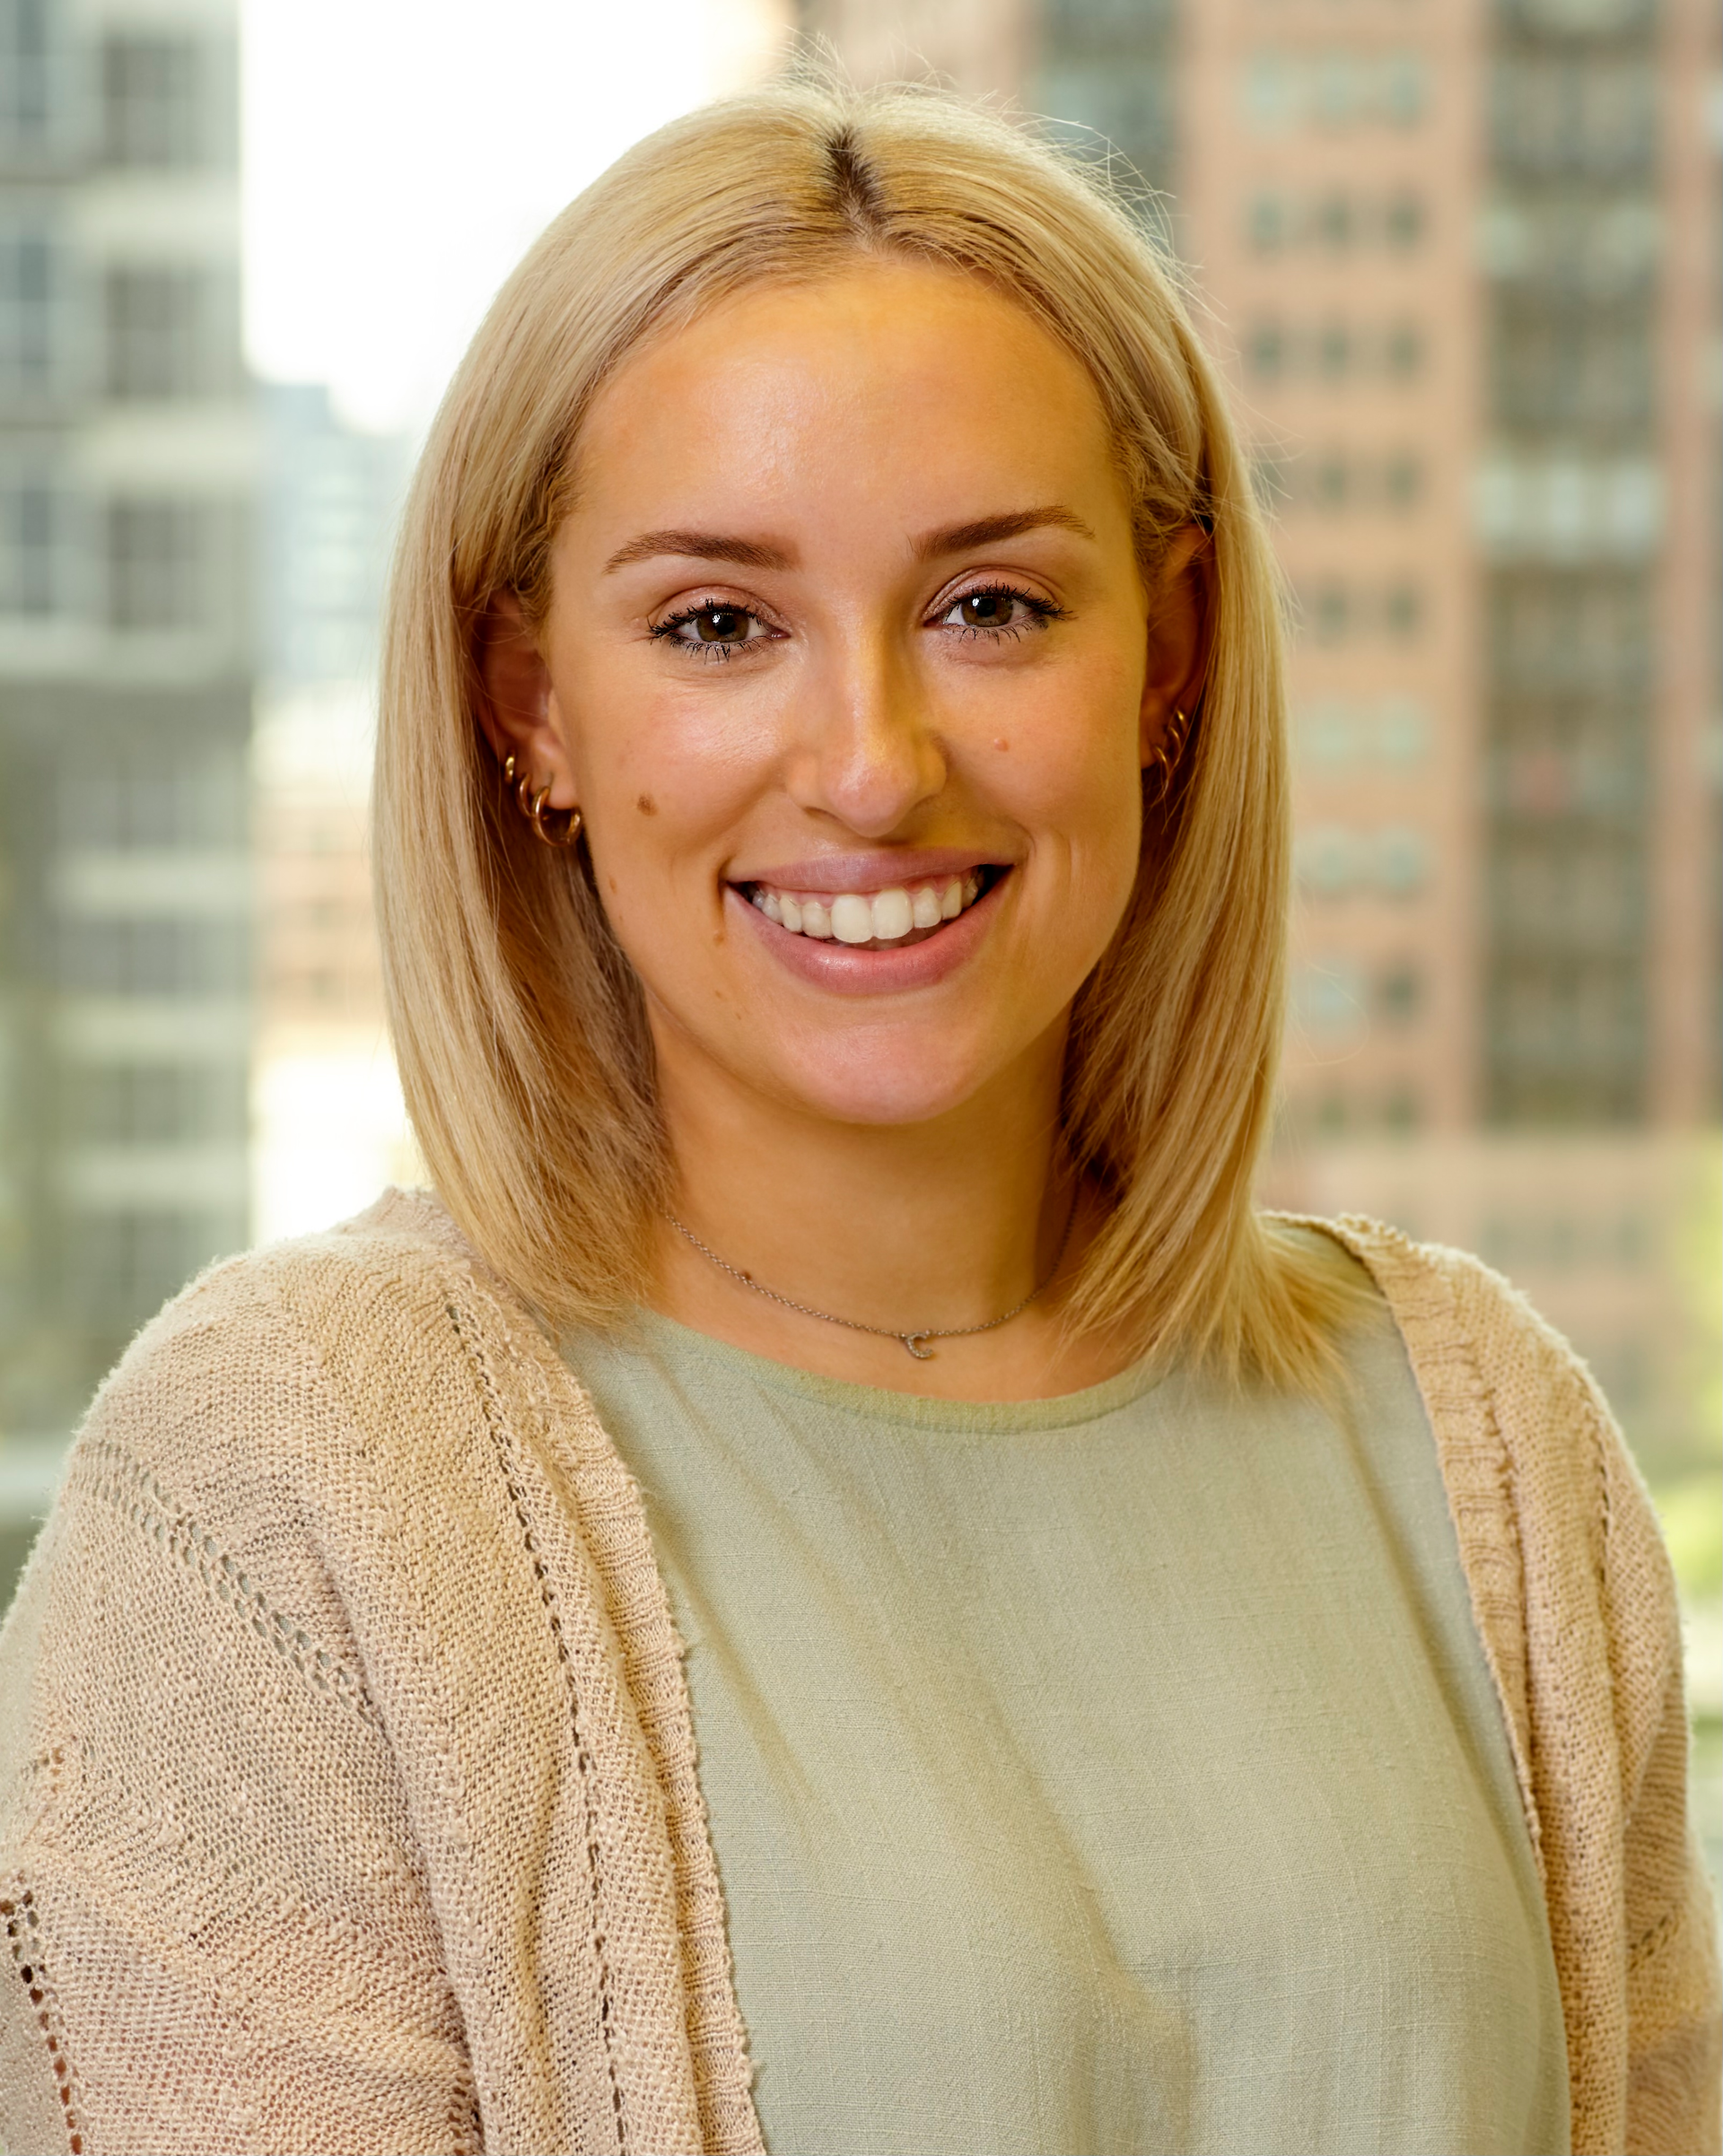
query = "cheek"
xmin=563 ymin=662 xmax=783 ymax=895
xmin=980 ymin=652 xmax=1144 ymax=864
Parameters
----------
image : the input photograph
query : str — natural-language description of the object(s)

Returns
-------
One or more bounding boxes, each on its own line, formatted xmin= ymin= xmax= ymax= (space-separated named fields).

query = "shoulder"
xmin=54 ymin=1188 xmax=538 ymax=1552
xmin=1281 ymin=1209 xmax=1637 ymax=1503
xmin=1282 ymin=1211 xmax=1682 ymax=1766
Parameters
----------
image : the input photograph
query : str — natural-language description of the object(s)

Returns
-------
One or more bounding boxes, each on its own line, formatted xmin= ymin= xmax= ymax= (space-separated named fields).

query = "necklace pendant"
xmin=902 ymin=1332 xmax=934 ymax=1359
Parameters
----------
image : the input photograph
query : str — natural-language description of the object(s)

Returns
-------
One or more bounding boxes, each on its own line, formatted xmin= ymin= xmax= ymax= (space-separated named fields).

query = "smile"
xmin=742 ymin=869 xmax=998 ymax=950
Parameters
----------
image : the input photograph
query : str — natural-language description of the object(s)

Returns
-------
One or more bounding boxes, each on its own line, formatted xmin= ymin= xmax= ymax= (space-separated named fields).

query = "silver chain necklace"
xmin=663 ymin=1204 xmax=1078 ymax=1360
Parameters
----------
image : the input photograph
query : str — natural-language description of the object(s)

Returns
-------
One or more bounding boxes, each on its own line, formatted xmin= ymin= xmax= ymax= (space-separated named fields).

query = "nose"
xmin=783 ymin=631 xmax=948 ymax=838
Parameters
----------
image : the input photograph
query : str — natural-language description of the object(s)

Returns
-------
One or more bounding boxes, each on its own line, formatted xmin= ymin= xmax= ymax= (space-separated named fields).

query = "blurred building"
xmin=251 ymin=386 xmax=415 ymax=1251
xmin=0 ymin=0 xmax=256 ymax=1558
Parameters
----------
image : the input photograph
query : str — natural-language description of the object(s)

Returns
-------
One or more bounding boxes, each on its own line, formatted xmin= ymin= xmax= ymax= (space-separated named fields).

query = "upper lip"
xmin=730 ymin=849 xmax=1010 ymax=895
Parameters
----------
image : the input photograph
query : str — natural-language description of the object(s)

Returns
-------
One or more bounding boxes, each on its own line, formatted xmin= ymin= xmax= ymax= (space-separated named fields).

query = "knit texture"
xmin=0 ymin=1189 xmax=1715 ymax=2154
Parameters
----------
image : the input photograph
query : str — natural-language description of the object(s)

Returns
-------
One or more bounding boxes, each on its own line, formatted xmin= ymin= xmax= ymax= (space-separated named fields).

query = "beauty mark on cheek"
xmin=636 ymin=794 xmax=657 ymax=815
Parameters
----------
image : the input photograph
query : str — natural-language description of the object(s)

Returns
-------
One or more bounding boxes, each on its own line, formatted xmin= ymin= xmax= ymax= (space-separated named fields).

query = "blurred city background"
xmin=0 ymin=0 xmax=1717 ymax=1873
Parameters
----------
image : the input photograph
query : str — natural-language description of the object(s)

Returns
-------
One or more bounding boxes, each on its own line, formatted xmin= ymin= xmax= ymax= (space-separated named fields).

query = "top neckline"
xmin=575 ymin=1305 xmax=1178 ymax=1436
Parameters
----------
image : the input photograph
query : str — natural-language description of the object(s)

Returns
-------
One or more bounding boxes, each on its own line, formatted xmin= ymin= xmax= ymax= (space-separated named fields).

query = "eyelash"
xmin=648 ymin=581 xmax=1068 ymax=663
xmin=940 ymin=583 xmax=1067 ymax=642
xmin=650 ymin=599 xmax=775 ymax=664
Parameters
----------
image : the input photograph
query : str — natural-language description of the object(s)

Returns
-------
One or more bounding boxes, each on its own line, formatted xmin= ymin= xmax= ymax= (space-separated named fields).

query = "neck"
xmin=647 ymin=1017 xmax=1120 ymax=1399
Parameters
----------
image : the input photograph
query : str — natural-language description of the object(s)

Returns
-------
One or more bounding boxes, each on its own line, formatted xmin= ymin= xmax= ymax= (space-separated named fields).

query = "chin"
xmin=761 ymin=1024 xmax=1012 ymax=1130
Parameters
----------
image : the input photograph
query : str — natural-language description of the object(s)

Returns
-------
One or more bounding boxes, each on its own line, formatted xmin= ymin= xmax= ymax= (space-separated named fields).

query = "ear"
xmin=1139 ymin=522 xmax=1214 ymax=768
xmin=476 ymin=590 xmax=581 ymax=811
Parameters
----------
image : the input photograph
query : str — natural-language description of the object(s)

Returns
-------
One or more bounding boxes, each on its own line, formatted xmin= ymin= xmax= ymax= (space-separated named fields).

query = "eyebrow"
xmin=604 ymin=529 xmax=795 ymax=573
xmin=912 ymin=507 xmax=1097 ymax=558
xmin=601 ymin=506 xmax=1097 ymax=578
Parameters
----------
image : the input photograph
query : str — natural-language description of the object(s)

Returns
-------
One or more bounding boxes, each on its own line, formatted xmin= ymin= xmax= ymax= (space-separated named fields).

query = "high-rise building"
xmin=0 ymin=0 xmax=257 ymax=1569
xmin=251 ymin=383 xmax=415 ymax=1252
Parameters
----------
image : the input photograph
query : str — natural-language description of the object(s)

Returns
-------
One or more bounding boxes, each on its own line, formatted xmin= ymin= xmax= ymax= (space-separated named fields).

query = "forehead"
xmin=569 ymin=257 xmax=1123 ymax=532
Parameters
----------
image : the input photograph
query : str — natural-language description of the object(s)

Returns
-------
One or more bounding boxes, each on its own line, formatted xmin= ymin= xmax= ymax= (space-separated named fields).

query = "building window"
xmin=1382 ymin=453 xmax=1423 ymax=509
xmin=1242 ymin=49 xmax=1430 ymax=135
xmin=1247 ymin=188 xmax=1291 ymax=252
xmin=1489 ymin=568 xmax=1652 ymax=690
xmin=1313 ymin=189 xmax=1354 ymax=249
xmin=1377 ymin=963 xmax=1423 ymax=1026
xmin=1310 ymin=580 xmax=1351 ymax=643
xmin=0 ymin=232 xmax=55 ymax=393
xmin=1316 ymin=319 xmax=1353 ymax=380
xmin=1381 ymin=1087 xmax=1422 ymax=1133
xmin=1298 ymin=694 xmax=1432 ymax=769
xmin=1383 ymin=319 xmax=1427 ymax=377
xmin=1381 ymin=51 xmax=1429 ymax=127
xmin=1378 ymin=826 xmax=1430 ymax=895
xmin=1243 ymin=317 xmax=1430 ymax=385
xmin=60 ymin=918 xmax=248 ymax=997
xmin=1295 ymin=581 xmax=1428 ymax=643
xmin=66 ymin=1065 xmax=246 ymax=1144
xmin=0 ymin=479 xmax=59 ymax=615
xmin=0 ymin=0 xmax=52 ymax=140
xmin=1271 ymin=450 xmax=1426 ymax=516
xmin=1491 ymin=57 xmax=1656 ymax=179
xmin=66 ymin=1209 xmax=240 ymax=1329
xmin=1243 ymin=186 xmax=1429 ymax=254
xmin=1491 ymin=304 xmax=1653 ymax=432
xmin=1294 ymin=956 xmax=1367 ymax=1037
xmin=102 ymin=34 xmax=201 ymax=167
xmin=1296 ymin=824 xmax=1433 ymax=899
xmin=74 ymin=755 xmax=246 ymax=849
xmin=1383 ymin=189 xmax=1426 ymax=249
xmin=106 ymin=267 xmax=204 ymax=399
xmin=1383 ymin=581 xmax=1423 ymax=638
xmin=108 ymin=499 xmax=204 ymax=629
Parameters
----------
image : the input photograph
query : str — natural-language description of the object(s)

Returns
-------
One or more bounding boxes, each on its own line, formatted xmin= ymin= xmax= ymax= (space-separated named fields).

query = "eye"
xmin=935 ymin=585 xmax=1061 ymax=638
xmin=652 ymin=600 xmax=774 ymax=659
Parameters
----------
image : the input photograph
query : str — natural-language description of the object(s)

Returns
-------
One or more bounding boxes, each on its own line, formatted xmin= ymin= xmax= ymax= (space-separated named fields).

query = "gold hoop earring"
xmin=1146 ymin=707 xmax=1191 ymax=806
xmin=518 ymin=772 xmax=583 ymax=849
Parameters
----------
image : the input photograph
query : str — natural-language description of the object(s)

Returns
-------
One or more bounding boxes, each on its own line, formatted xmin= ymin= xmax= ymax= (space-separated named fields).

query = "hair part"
xmin=374 ymin=74 xmax=1360 ymax=1392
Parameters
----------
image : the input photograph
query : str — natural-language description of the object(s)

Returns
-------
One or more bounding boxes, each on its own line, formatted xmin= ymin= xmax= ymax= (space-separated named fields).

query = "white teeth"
xmin=831 ymin=894 xmax=873 ymax=945
xmin=870 ymin=887 xmax=913 ymax=940
xmin=749 ymin=871 xmax=991 ymax=944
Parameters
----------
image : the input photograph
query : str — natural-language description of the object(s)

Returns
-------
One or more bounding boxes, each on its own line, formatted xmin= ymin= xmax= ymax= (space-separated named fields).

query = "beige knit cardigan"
xmin=0 ymin=1189 xmax=1717 ymax=2156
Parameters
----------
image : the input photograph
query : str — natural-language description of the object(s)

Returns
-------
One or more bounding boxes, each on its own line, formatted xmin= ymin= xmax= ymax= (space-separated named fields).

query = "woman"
xmin=0 ymin=80 xmax=1716 ymax=2156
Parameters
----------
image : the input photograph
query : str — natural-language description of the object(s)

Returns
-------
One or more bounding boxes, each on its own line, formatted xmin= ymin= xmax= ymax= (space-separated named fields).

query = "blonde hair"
xmin=375 ymin=77 xmax=1354 ymax=1389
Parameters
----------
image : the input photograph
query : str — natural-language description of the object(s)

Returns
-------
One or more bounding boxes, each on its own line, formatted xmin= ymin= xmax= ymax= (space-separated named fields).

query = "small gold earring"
xmin=519 ymin=773 xmax=583 ymax=849
xmin=1147 ymin=708 xmax=1190 ymax=805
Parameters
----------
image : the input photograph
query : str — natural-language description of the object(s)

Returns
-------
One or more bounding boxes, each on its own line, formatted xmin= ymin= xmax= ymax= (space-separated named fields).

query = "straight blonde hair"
xmin=374 ymin=77 xmax=1354 ymax=1389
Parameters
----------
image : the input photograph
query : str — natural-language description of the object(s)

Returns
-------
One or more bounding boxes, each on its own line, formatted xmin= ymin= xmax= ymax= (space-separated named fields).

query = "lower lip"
xmin=729 ymin=873 xmax=1010 ymax=994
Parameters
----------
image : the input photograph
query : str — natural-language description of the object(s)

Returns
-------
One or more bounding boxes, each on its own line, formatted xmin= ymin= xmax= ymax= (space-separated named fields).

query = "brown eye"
xmin=937 ymin=586 xmax=1056 ymax=637
xmin=695 ymin=606 xmax=748 ymax=643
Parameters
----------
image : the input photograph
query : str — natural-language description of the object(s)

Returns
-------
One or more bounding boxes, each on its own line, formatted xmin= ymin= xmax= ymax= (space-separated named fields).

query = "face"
xmin=484 ymin=258 xmax=1203 ymax=1133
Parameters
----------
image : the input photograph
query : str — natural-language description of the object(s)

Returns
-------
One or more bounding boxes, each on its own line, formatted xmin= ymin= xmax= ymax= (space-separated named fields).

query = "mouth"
xmin=738 ymin=865 xmax=1008 ymax=952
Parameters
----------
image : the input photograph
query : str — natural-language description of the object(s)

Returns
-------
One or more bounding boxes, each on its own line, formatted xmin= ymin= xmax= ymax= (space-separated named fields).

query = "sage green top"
xmin=565 ymin=1250 xmax=1570 ymax=2156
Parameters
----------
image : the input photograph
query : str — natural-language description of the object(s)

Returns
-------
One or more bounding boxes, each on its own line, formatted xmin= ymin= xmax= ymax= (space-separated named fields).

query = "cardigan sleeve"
xmin=1433 ymin=1241 xmax=1723 ymax=2156
xmin=0 ymin=1268 xmax=483 ymax=2155
xmin=1586 ymin=1375 xmax=1722 ymax=2156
